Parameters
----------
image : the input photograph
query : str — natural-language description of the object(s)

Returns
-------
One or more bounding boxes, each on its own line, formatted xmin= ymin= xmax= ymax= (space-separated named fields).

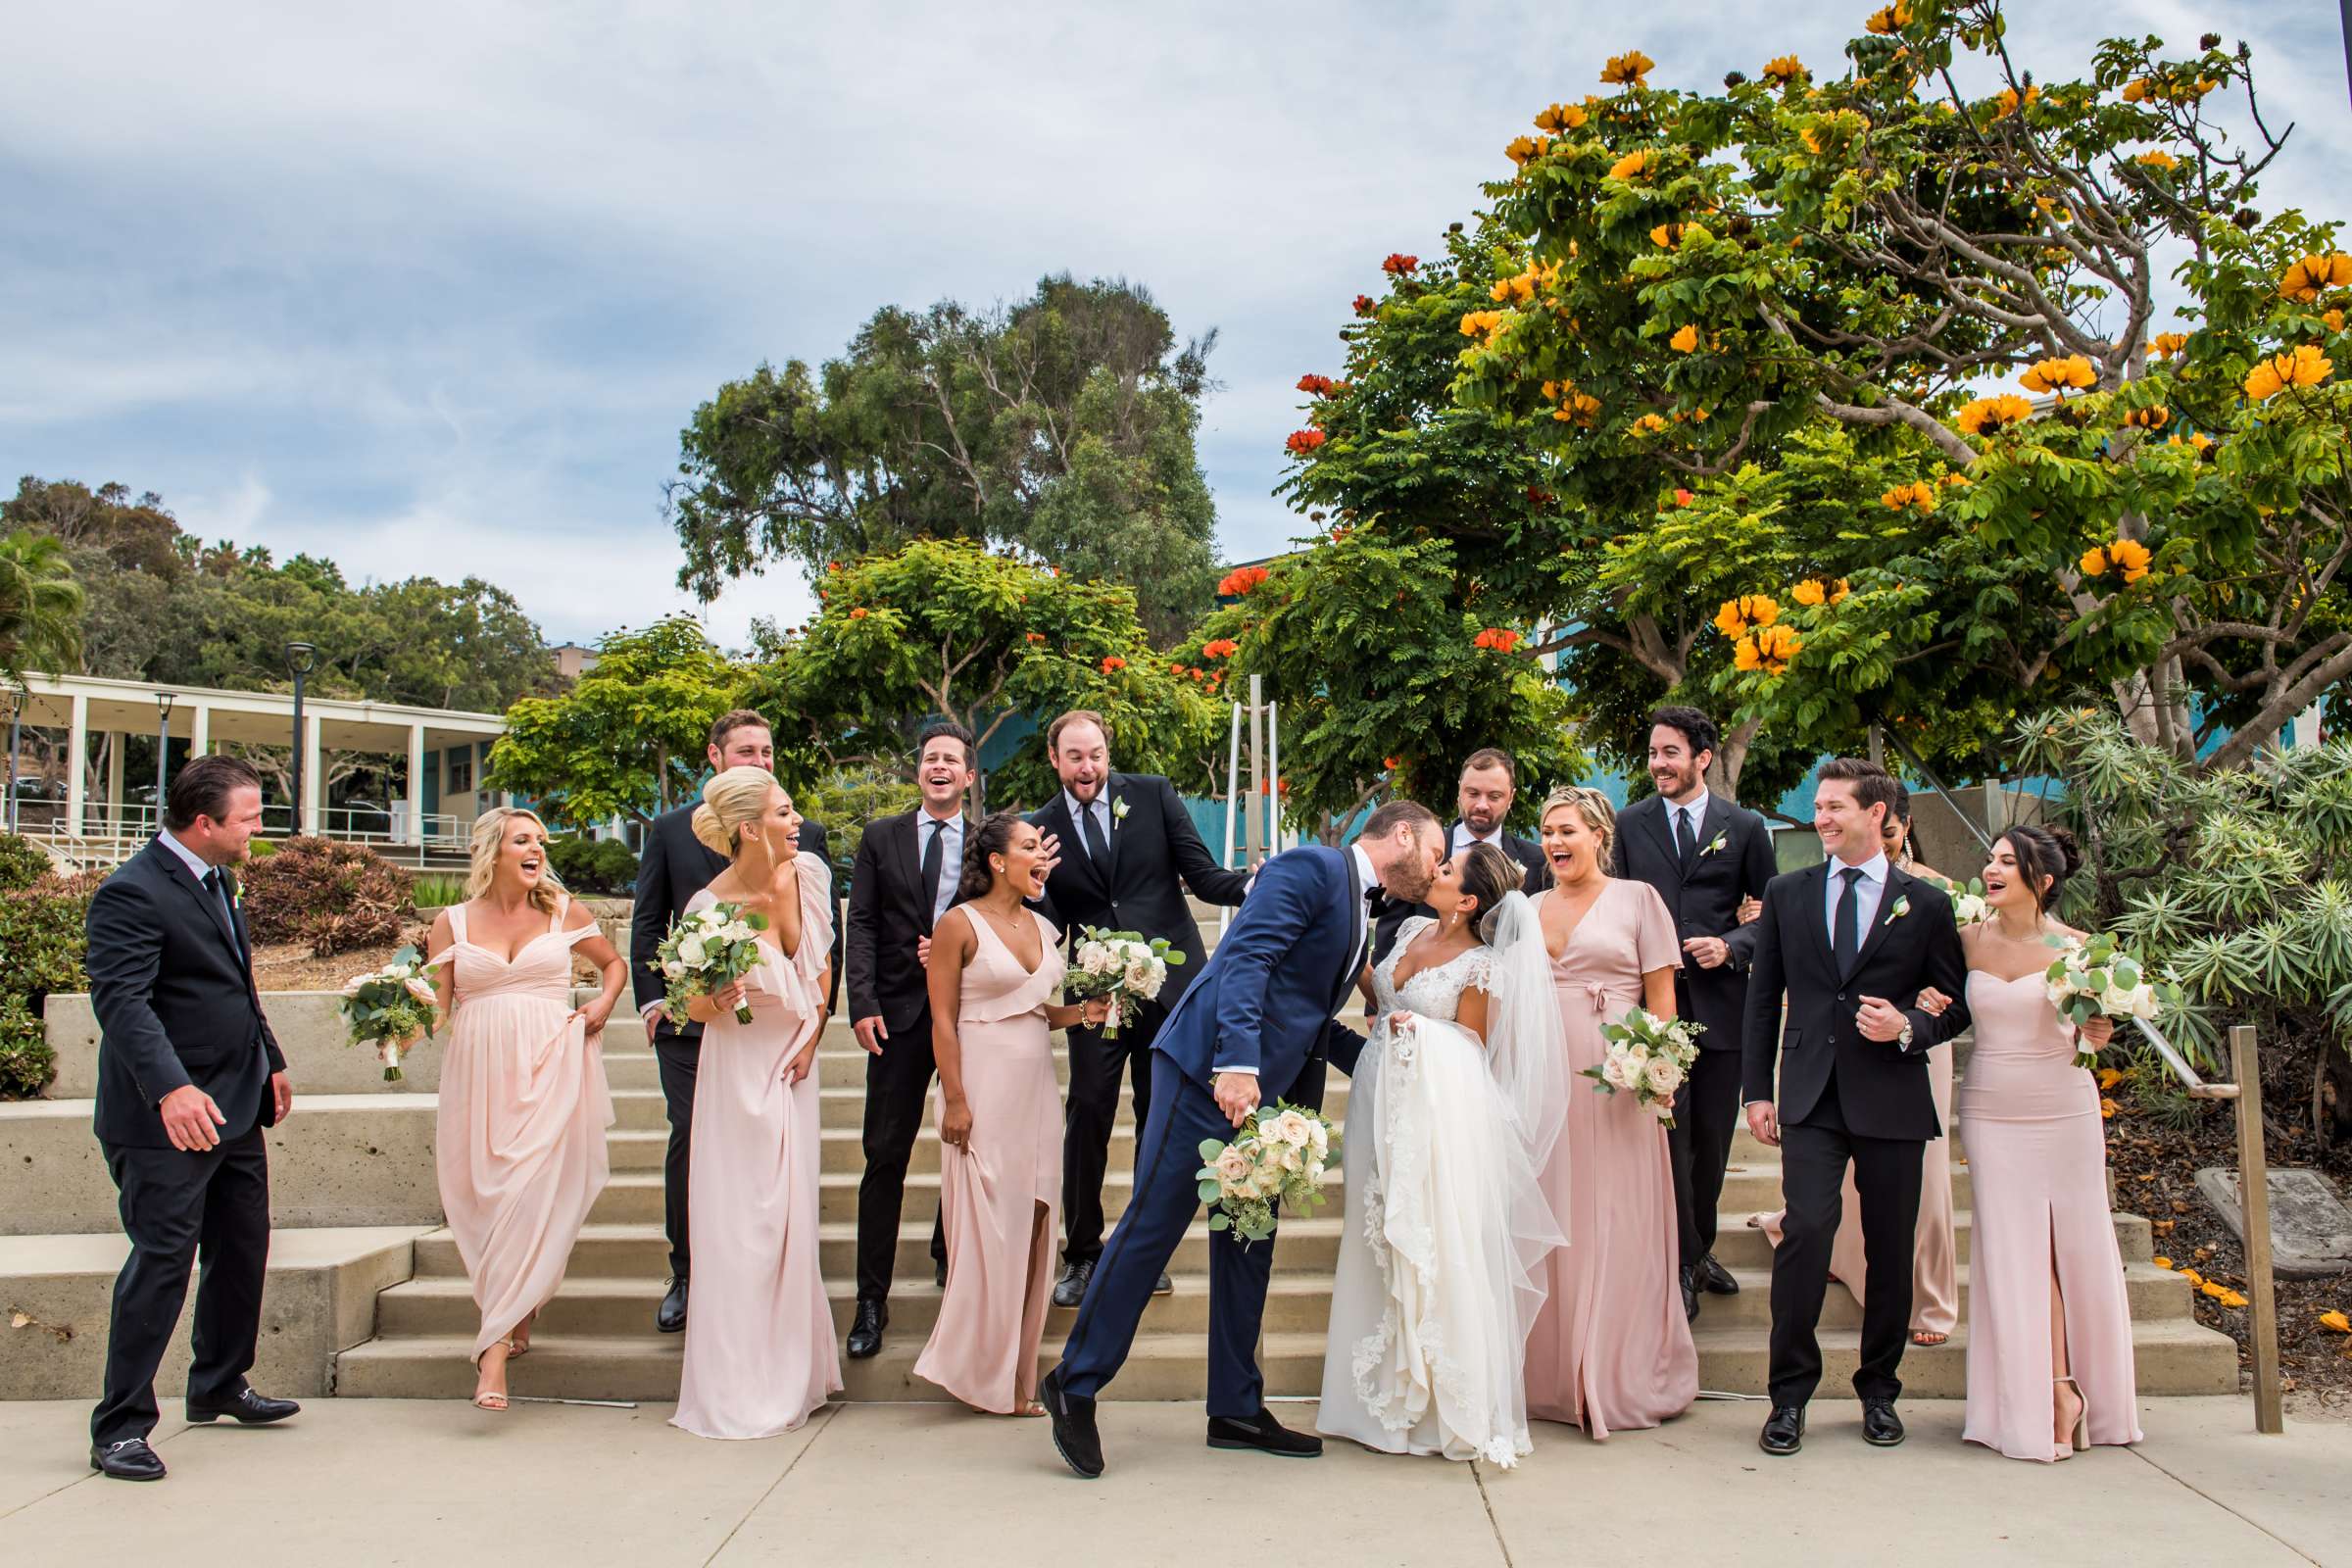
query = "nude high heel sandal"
xmin=2053 ymin=1376 xmax=2088 ymax=1455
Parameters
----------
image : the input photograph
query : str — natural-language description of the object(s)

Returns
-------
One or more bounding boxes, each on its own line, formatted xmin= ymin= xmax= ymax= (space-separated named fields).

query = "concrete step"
xmin=604 ymin=1124 xmax=1151 ymax=1178
xmin=332 ymin=1312 xmax=2239 ymax=1402
xmin=582 ymin=1163 xmax=1330 ymax=1228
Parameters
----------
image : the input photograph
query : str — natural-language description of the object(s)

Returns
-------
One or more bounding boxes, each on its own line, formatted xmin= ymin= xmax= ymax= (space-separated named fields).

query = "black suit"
xmin=1740 ymin=860 xmax=1970 ymax=1407
xmin=630 ymin=805 xmax=830 ymax=1283
xmin=1609 ymin=793 xmax=1778 ymax=1271
xmin=1370 ymin=822 xmax=1544 ymax=965
xmin=1028 ymin=775 xmax=1248 ymax=1266
xmin=84 ymin=836 xmax=287 ymax=1446
xmin=842 ymin=808 xmax=958 ymax=1300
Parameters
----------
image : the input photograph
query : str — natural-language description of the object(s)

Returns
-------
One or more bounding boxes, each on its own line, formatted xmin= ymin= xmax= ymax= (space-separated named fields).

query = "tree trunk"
xmin=1711 ymin=715 xmax=1765 ymax=801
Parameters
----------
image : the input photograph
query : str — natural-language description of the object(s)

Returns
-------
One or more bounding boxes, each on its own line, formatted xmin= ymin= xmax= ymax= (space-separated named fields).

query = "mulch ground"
xmin=2101 ymin=1069 xmax=2352 ymax=1408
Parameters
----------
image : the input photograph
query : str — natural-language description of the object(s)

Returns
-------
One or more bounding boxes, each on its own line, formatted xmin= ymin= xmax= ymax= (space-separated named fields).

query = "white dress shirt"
xmin=158 ymin=827 xmax=215 ymax=883
xmin=1223 ymin=843 xmax=1378 ymax=1083
xmin=918 ymin=808 xmax=965 ymax=928
xmin=1664 ymin=789 xmax=1711 ymax=856
xmin=1823 ymin=850 xmax=1891 ymax=946
xmin=1448 ymin=821 xmax=1503 ymax=858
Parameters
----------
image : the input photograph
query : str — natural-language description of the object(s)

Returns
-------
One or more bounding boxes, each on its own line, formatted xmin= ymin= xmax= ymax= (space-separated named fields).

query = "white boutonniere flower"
xmin=1111 ymin=796 xmax=1130 ymax=827
xmin=1884 ymin=895 xmax=1911 ymax=927
xmin=1701 ymin=830 xmax=1727 ymax=858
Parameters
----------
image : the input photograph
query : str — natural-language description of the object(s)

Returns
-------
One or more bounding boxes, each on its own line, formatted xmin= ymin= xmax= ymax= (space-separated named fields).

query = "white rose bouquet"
xmin=1916 ymin=871 xmax=1992 ymax=927
xmin=2043 ymin=931 xmax=2177 ymax=1070
xmin=1582 ymin=1005 xmax=1704 ymax=1127
xmin=1195 ymin=1102 xmax=1338 ymax=1244
xmin=337 ymin=946 xmax=440 ymax=1083
xmin=659 ymin=902 xmax=770 ymax=1025
xmin=1062 ymin=925 xmax=1184 ymax=1039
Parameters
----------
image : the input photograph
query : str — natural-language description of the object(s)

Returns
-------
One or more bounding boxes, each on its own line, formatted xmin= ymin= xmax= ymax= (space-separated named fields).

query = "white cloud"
xmin=0 ymin=1 xmax=2341 ymax=650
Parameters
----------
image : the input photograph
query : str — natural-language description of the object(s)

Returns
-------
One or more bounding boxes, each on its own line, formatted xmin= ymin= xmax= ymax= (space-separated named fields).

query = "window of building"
xmin=447 ymin=752 xmax=473 ymax=794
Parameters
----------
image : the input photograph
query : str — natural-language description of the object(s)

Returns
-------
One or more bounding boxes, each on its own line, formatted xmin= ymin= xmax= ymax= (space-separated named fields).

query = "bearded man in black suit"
xmin=1609 ymin=707 xmax=1780 ymax=1321
xmin=1029 ymin=710 xmax=1249 ymax=1308
xmin=1370 ymin=748 xmax=1545 ymax=965
xmin=630 ymin=709 xmax=830 ymax=1335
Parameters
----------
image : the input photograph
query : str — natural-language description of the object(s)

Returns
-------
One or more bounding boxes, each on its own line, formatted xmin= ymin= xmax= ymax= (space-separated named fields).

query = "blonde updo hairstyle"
xmin=1539 ymin=784 xmax=1618 ymax=868
xmin=693 ymin=765 xmax=781 ymax=859
xmin=466 ymin=806 xmax=565 ymax=916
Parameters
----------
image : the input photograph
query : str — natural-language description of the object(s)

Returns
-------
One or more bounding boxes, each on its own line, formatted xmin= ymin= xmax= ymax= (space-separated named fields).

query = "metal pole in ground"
xmin=2230 ymin=1023 xmax=2283 ymax=1434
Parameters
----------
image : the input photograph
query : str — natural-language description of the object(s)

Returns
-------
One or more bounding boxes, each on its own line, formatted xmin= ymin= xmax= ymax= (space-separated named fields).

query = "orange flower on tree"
xmin=849 ymin=607 xmax=869 ymax=619
xmin=1956 ymin=394 xmax=2034 ymax=437
xmin=2278 ymin=253 xmax=2352 ymax=302
xmin=1865 ymin=2 xmax=1910 ymax=34
xmin=1472 ymin=627 xmax=1524 ymax=653
xmin=1880 ymin=481 xmax=1937 ymax=514
xmin=2122 ymin=405 xmax=2169 ymax=429
xmin=1217 ymin=565 xmax=1270 ymax=597
xmin=1650 ymin=222 xmax=1686 ymax=249
xmin=1607 ymin=150 xmax=1650 ymax=181
xmin=1672 ymin=487 xmax=1694 ymax=508
xmin=2149 ymin=332 xmax=2189 ymax=359
xmin=1506 ymin=135 xmax=1543 ymax=168
xmin=2328 ymin=310 xmax=2347 ymax=334
xmin=2134 ymin=149 xmax=2179 ymax=172
xmin=1631 ymin=413 xmax=1668 ymax=434
xmin=1714 ymin=593 xmax=1780 ymax=639
xmin=1025 ymin=632 xmax=1047 ymax=644
xmin=1600 ymin=50 xmax=1654 ymax=87
xmin=1670 ymin=323 xmax=1701 ymax=353
xmin=1285 ymin=428 xmax=1329 ymax=457
xmin=2080 ymin=546 xmax=2110 ymax=577
xmin=1752 ymin=623 xmax=1800 ymax=673
xmin=1993 ymin=83 xmax=2039 ymax=119
xmin=1353 ymin=294 xmax=1376 ymax=318
xmin=1382 ymin=253 xmax=1419 ymax=276
xmin=2245 ymin=344 xmax=2332 ymax=400
xmin=2020 ymin=355 xmax=2096 ymax=395
xmin=1100 ymin=656 xmax=1127 ymax=673
xmin=1459 ymin=309 xmax=1507 ymax=341
xmin=1297 ymin=372 xmax=1336 ymax=396
xmin=1201 ymin=638 xmax=1239 ymax=660
xmin=1761 ymin=55 xmax=1806 ymax=86
xmin=1533 ymin=102 xmax=1589 ymax=132
xmin=2110 ymin=539 xmax=2152 ymax=583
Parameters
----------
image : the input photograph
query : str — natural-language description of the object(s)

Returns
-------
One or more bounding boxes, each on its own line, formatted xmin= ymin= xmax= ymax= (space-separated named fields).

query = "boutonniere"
xmin=1701 ymin=830 xmax=1727 ymax=858
xmin=1110 ymin=796 xmax=1130 ymax=827
xmin=1884 ymin=895 xmax=1911 ymax=927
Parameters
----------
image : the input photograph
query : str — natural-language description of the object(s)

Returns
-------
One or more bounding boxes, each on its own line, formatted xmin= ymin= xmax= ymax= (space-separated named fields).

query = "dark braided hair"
xmin=952 ymin=809 xmax=1028 ymax=906
xmin=1998 ymin=822 xmax=2082 ymax=912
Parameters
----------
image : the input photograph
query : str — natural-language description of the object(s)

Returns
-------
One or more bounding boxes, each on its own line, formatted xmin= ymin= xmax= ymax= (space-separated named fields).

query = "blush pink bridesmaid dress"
xmin=670 ymin=861 xmax=841 ymax=1440
xmin=435 ymin=895 xmax=614 ymax=1365
xmin=1523 ymin=877 xmax=1699 ymax=1437
xmin=1957 ymin=969 xmax=2142 ymax=1460
xmin=912 ymin=908 xmax=1065 ymax=1413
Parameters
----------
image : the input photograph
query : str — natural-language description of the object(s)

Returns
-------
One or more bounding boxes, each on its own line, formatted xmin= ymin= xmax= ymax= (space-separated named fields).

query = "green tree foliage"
xmin=668 ymin=274 xmax=1222 ymax=642
xmin=1171 ymin=535 xmax=1586 ymax=838
xmin=491 ymin=617 xmax=749 ymax=828
xmin=761 ymin=539 xmax=1216 ymax=809
xmin=0 ymin=529 xmax=83 ymax=686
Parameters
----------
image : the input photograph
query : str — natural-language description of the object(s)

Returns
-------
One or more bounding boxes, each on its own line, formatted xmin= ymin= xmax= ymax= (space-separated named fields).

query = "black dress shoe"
xmin=1861 ymin=1397 xmax=1906 ymax=1447
xmin=935 ymin=1257 xmax=949 ymax=1289
xmin=1679 ymin=1264 xmax=1700 ymax=1322
xmin=186 ymin=1388 xmax=299 ymax=1425
xmin=1053 ymin=1258 xmax=1095 ymax=1309
xmin=656 ymin=1277 xmax=688 ymax=1335
xmin=1041 ymin=1366 xmax=1103 ymax=1479
xmin=1152 ymin=1270 xmax=1174 ymax=1297
xmin=1698 ymin=1253 xmax=1739 ymax=1296
xmin=1759 ymin=1404 xmax=1806 ymax=1456
xmin=846 ymin=1298 xmax=887 ymax=1359
xmin=91 ymin=1439 xmax=167 ymax=1481
xmin=1206 ymin=1407 xmax=1322 ymax=1458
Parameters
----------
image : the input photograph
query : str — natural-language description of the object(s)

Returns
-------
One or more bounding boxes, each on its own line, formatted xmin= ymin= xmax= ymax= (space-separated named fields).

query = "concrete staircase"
xmin=329 ymin=903 xmax=2238 ymax=1403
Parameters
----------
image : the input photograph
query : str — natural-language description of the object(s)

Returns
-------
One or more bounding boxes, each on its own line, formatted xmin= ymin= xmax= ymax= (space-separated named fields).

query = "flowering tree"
xmin=1447 ymin=6 xmax=2344 ymax=768
xmin=760 ymin=538 xmax=1216 ymax=808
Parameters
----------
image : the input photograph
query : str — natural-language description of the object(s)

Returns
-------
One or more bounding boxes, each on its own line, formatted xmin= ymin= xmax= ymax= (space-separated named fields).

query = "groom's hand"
xmin=1213 ymin=1071 xmax=1260 ymax=1127
xmin=1855 ymin=996 xmax=1908 ymax=1043
xmin=1744 ymin=1100 xmax=1779 ymax=1148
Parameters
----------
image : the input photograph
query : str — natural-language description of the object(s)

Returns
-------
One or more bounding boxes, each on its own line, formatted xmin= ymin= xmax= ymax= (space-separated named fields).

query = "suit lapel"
xmin=155 ymin=842 xmax=242 ymax=962
xmin=1100 ymin=777 xmax=1123 ymax=887
xmin=1054 ymin=794 xmax=1111 ymax=899
xmin=1842 ymin=864 xmax=1913 ymax=983
xmin=892 ymin=812 xmax=929 ymax=934
xmin=1681 ymin=797 xmax=1732 ymax=884
xmin=1643 ymin=797 xmax=1682 ymax=874
xmin=1797 ymin=861 xmax=1837 ymax=979
xmin=1330 ymin=849 xmax=1365 ymax=1015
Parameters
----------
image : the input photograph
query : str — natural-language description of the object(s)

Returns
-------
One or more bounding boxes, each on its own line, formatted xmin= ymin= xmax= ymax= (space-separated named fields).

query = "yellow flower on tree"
xmin=1752 ymin=622 xmax=1802 ymax=673
xmin=2080 ymin=546 xmax=2109 ymax=577
xmin=1650 ymin=222 xmax=1686 ymax=249
xmin=1608 ymin=149 xmax=1651 ymax=180
xmin=1880 ymin=481 xmax=1937 ymax=514
xmin=2020 ymin=355 xmax=2096 ymax=394
xmin=1956 ymin=394 xmax=2034 ymax=436
xmin=2278 ymin=253 xmax=2352 ymax=302
xmin=2135 ymin=149 xmax=2179 ymax=172
xmin=1506 ymin=135 xmax=1543 ymax=167
xmin=2122 ymin=405 xmax=2169 ymax=429
xmin=2244 ymin=344 xmax=2332 ymax=401
xmin=1631 ymin=413 xmax=1668 ymax=434
xmin=1533 ymin=103 xmax=1590 ymax=132
xmin=1865 ymin=2 xmax=1910 ymax=34
xmin=1600 ymin=50 xmax=1655 ymax=87
xmin=1791 ymin=579 xmax=1826 ymax=607
xmin=2122 ymin=76 xmax=2150 ymax=103
xmin=1669 ymin=322 xmax=1701 ymax=353
xmin=2328 ymin=310 xmax=2347 ymax=334
xmin=1994 ymin=83 xmax=2039 ymax=119
xmin=2149 ymin=332 xmax=2189 ymax=359
xmin=1733 ymin=634 xmax=1762 ymax=671
xmin=2111 ymin=539 xmax=2152 ymax=583
xmin=1459 ymin=310 xmax=1506 ymax=341
xmin=1830 ymin=578 xmax=1850 ymax=604
xmin=1761 ymin=55 xmax=1806 ymax=85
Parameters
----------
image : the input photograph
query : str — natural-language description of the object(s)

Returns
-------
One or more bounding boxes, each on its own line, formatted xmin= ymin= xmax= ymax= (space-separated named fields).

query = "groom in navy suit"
xmin=1044 ymin=801 xmax=1446 ymax=1479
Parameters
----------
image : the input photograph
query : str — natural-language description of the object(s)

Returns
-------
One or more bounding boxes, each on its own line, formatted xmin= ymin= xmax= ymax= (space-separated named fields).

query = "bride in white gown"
xmin=1318 ymin=843 xmax=1569 ymax=1466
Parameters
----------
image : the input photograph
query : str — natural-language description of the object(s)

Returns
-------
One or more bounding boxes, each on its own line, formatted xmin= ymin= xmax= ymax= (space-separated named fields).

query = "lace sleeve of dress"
xmin=1462 ymin=948 xmax=1502 ymax=996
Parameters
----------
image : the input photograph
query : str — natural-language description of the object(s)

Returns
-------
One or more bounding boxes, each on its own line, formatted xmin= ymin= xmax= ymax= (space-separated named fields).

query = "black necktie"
xmin=1834 ymin=865 xmax=1864 ymax=973
xmin=1675 ymin=807 xmax=1697 ymax=867
xmin=203 ymin=868 xmax=241 ymax=955
xmin=920 ymin=819 xmax=947 ymax=920
xmin=1079 ymin=800 xmax=1110 ymax=869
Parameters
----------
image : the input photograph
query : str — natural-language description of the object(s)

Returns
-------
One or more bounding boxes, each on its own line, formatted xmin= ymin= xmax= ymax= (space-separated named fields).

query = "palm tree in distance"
xmin=0 ymin=529 xmax=84 ymax=686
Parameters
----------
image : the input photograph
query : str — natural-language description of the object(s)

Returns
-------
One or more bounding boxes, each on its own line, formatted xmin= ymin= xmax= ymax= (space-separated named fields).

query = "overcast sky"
xmin=3 ymin=2 xmax=2342 ymax=654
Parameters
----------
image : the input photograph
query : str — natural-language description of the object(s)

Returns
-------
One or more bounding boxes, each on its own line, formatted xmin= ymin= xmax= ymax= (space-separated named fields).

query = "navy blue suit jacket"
xmin=1150 ymin=844 xmax=1367 ymax=1100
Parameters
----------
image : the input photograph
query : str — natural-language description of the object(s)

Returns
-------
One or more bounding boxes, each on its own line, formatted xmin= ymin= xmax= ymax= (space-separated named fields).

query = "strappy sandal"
xmin=473 ymin=1339 xmax=515 ymax=1411
xmin=509 ymin=1312 xmax=537 ymax=1359
xmin=1911 ymin=1330 xmax=1949 ymax=1347
xmin=2053 ymin=1376 xmax=2088 ymax=1457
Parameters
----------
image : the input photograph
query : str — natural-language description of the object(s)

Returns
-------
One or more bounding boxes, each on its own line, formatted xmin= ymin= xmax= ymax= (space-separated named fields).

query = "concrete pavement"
xmin=0 ymin=1396 xmax=2338 ymax=1567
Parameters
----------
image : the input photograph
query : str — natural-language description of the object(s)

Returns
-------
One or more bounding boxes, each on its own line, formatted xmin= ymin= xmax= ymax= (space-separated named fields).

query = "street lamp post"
xmin=284 ymin=642 xmax=318 ymax=837
xmin=2 ymin=682 xmax=21 ymax=835
xmin=154 ymin=691 xmax=174 ymax=832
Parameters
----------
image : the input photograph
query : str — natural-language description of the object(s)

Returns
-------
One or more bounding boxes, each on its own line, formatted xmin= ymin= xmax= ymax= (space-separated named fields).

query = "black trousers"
xmin=855 ymin=1004 xmax=947 ymax=1302
xmin=652 ymin=1020 xmax=701 ymax=1281
xmin=1667 ymin=1049 xmax=1747 ymax=1269
xmin=1058 ymin=996 xmax=1169 ymax=1267
xmin=1766 ymin=1082 xmax=1925 ymax=1407
xmin=94 ymin=1126 xmax=270 ymax=1446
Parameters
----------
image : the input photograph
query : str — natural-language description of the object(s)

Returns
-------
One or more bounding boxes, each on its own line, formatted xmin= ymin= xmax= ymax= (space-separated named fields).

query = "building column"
xmin=190 ymin=703 xmax=211 ymax=758
xmin=106 ymin=727 xmax=125 ymax=836
xmin=406 ymin=723 xmax=426 ymax=846
xmin=302 ymin=712 xmax=324 ymax=836
xmin=65 ymin=694 xmax=88 ymax=835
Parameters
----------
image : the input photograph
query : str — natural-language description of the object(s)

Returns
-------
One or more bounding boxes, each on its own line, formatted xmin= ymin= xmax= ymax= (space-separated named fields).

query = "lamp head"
xmin=283 ymin=641 xmax=318 ymax=677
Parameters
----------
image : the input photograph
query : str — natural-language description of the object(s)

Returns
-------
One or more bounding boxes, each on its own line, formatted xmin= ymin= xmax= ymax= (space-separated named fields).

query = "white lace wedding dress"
xmin=1316 ymin=912 xmax=1566 ymax=1467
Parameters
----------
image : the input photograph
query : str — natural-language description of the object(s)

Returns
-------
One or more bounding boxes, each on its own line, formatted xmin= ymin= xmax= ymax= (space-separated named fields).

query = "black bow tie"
xmin=1364 ymin=886 xmax=1392 ymax=913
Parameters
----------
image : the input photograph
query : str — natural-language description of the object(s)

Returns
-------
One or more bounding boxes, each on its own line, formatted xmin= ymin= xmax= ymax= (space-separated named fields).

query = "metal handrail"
xmin=2134 ymin=1017 xmax=2279 ymax=1434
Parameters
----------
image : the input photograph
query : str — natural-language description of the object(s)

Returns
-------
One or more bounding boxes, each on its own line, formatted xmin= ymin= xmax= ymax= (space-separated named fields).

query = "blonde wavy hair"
xmin=692 ymin=765 xmax=781 ymax=859
xmin=466 ymin=807 xmax=565 ymax=915
xmin=1539 ymin=784 xmax=1618 ymax=868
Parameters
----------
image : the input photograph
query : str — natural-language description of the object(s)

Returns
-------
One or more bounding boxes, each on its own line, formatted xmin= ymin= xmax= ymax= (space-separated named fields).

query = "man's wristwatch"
xmin=1897 ymin=1023 xmax=1915 ymax=1050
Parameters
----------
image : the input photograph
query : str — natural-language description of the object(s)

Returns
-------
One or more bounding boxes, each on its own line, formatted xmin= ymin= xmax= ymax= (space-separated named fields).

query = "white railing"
xmin=13 ymin=806 xmax=472 ymax=867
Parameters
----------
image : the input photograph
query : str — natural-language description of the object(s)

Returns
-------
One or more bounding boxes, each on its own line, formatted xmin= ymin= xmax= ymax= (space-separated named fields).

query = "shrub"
xmin=798 ymin=766 xmax=920 ymax=886
xmin=0 ymin=997 xmax=55 ymax=1099
xmin=409 ymin=872 xmax=467 ymax=908
xmin=239 ymin=835 xmax=414 ymax=956
xmin=0 ymin=831 xmax=54 ymax=892
xmin=0 ymin=867 xmax=103 ymax=1101
xmin=547 ymin=834 xmax=639 ymax=896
